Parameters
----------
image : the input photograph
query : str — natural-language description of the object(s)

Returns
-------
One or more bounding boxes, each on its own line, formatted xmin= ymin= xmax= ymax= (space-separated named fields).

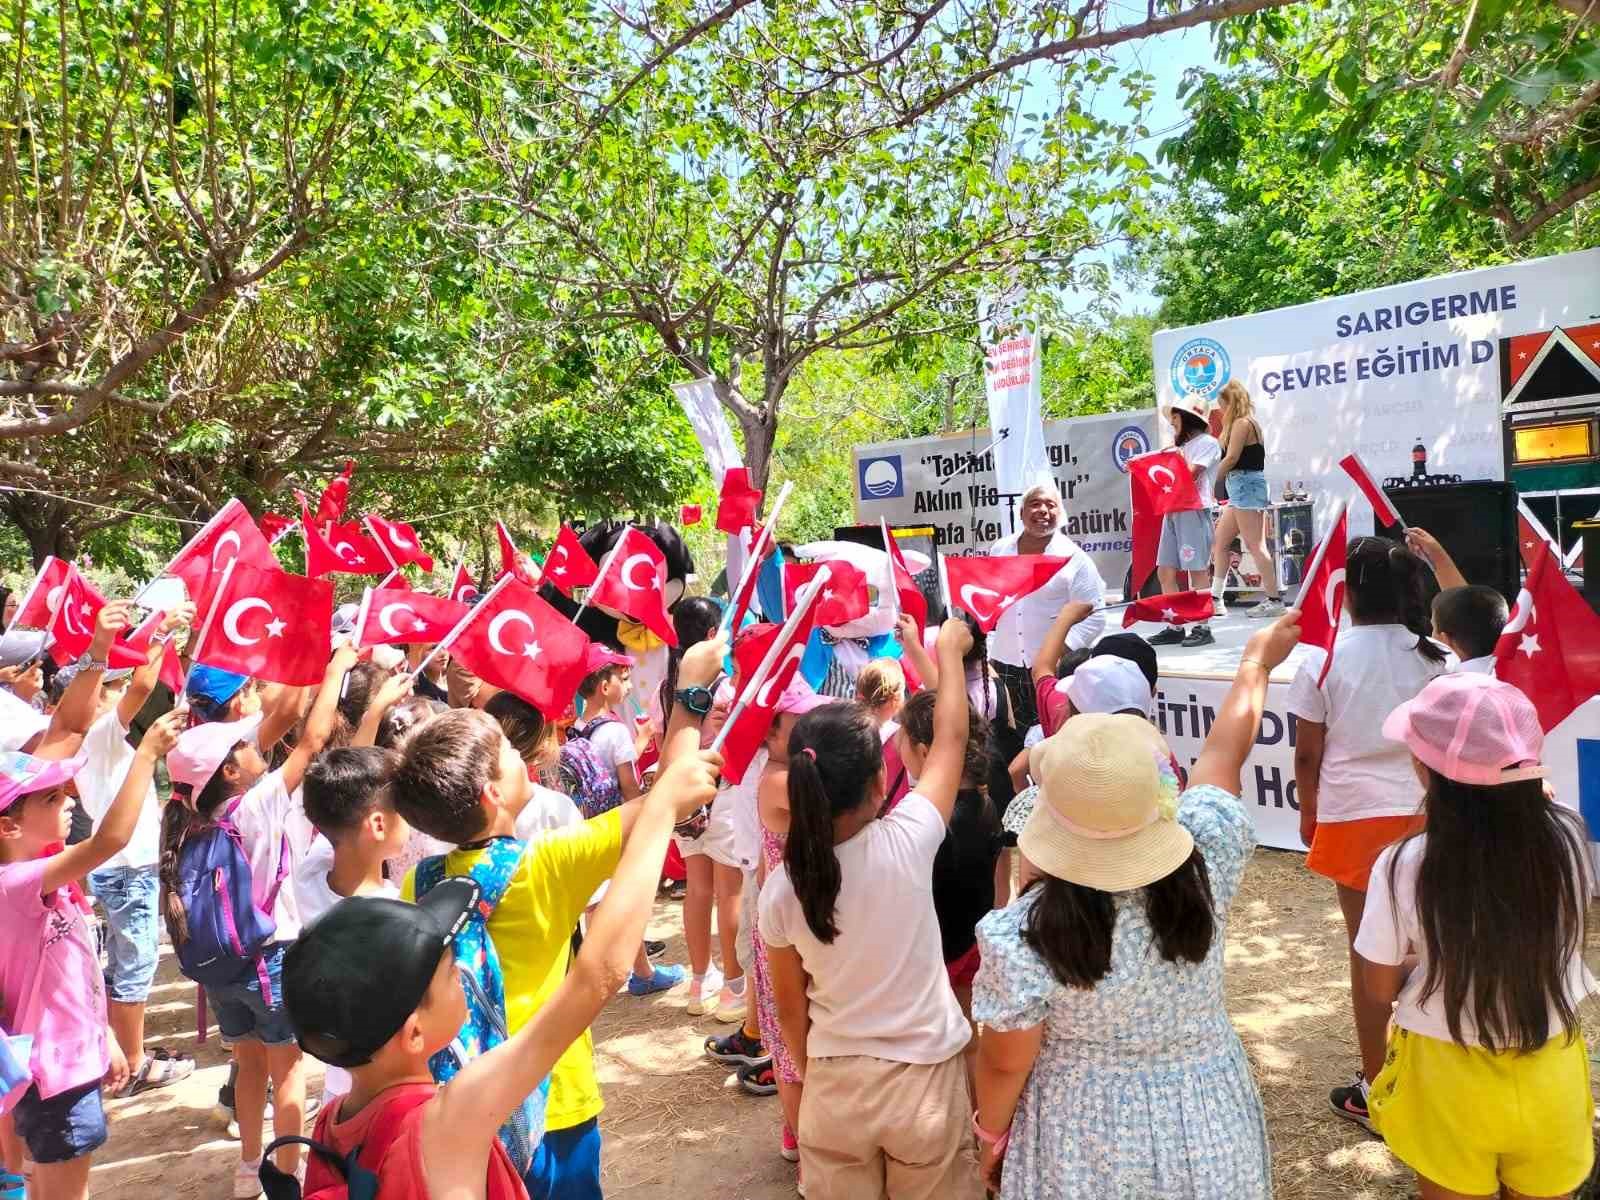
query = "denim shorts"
xmin=1228 ymin=469 xmax=1270 ymax=510
xmin=208 ymin=943 xmax=296 ymax=1046
xmin=89 ymin=864 xmax=160 ymax=1003
xmin=12 ymin=1081 xmax=108 ymax=1164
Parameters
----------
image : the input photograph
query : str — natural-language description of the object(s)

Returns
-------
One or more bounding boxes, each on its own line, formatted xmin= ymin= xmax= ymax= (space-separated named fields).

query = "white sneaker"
xmin=233 ymin=1158 xmax=263 ymax=1200
xmin=1211 ymin=595 xmax=1228 ymax=618
xmin=1253 ymin=598 xmax=1286 ymax=618
xmin=713 ymin=979 xmax=748 ymax=1024
xmin=686 ymin=968 xmax=725 ymax=1016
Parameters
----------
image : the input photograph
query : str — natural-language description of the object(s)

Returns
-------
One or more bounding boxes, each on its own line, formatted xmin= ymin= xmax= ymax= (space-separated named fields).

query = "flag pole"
xmin=352 ymin=587 xmax=374 ymax=652
xmin=181 ymin=557 xmax=238 ymax=698
xmin=573 ymin=534 xmax=625 ymax=623
xmin=719 ymin=482 xmax=793 ymax=634
xmin=710 ymin=566 xmax=830 ymax=756
xmin=937 ymin=550 xmax=952 ymax=618
xmin=410 ymin=572 xmax=514 ymax=680
xmin=363 ymin=514 xmax=403 ymax=574
xmin=879 ymin=517 xmax=901 ymax=625
xmin=1294 ymin=498 xmax=1348 ymax=610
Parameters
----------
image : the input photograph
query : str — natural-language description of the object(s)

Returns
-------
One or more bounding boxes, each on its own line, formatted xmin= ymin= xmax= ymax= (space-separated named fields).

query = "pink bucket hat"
xmin=0 ymin=751 xmax=86 ymax=813
xmin=167 ymin=713 xmax=264 ymax=794
xmin=1381 ymin=673 xmax=1544 ymax=786
xmin=775 ymin=679 xmax=831 ymax=716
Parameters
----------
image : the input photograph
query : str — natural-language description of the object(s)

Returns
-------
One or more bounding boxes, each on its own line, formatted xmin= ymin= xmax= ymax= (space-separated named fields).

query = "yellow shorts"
xmin=1370 ymin=1025 xmax=1594 ymax=1196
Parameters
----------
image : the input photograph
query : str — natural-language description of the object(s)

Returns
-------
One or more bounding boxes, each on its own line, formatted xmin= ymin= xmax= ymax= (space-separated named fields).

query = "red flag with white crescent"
xmin=587 ymin=527 xmax=677 ymax=646
xmin=1296 ymin=508 xmax=1349 ymax=687
xmin=783 ymin=560 xmax=871 ymax=627
xmin=448 ymin=561 xmax=481 ymax=606
xmin=365 ymin=514 xmax=435 ymax=573
xmin=163 ymin=499 xmax=279 ymax=611
xmin=353 ymin=588 xmax=468 ymax=648
xmin=543 ymin=525 xmax=599 ymax=595
xmin=718 ymin=596 xmax=823 ymax=785
xmin=495 ymin=521 xmax=541 ymax=588
xmin=9 ymin=556 xmax=72 ymax=631
xmin=1127 ymin=449 xmax=1202 ymax=595
xmin=943 ymin=554 xmax=1067 ymax=634
xmin=189 ymin=561 xmax=334 ymax=686
xmin=1121 ymin=590 xmax=1216 ymax=629
xmin=1495 ymin=550 xmax=1600 ymax=732
xmin=446 ymin=578 xmax=592 ymax=716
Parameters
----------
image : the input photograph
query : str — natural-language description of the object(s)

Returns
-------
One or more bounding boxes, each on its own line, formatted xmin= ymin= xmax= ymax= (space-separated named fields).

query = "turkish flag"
xmin=1121 ymin=590 xmax=1216 ymax=629
xmin=354 ymin=588 xmax=468 ymax=648
xmin=944 ymin=554 xmax=1068 ymax=634
xmin=45 ymin=567 xmax=107 ymax=665
xmin=719 ymin=592 xmax=823 ymax=785
xmin=1128 ymin=450 xmax=1203 ymax=595
xmin=447 ymin=579 xmax=592 ymax=717
xmin=366 ymin=514 xmax=435 ymax=573
xmin=1495 ymin=550 xmax=1600 ymax=731
xmin=258 ymin=512 xmax=295 ymax=544
xmin=885 ymin=532 xmax=928 ymax=638
xmin=543 ymin=525 xmax=599 ymax=595
xmin=495 ymin=521 xmax=540 ymax=588
xmin=1338 ymin=452 xmax=1402 ymax=528
xmin=9 ymin=556 xmax=71 ymax=630
xmin=716 ymin=468 xmax=764 ymax=534
xmin=375 ymin=568 xmax=411 ymax=592
xmin=448 ymin=561 xmax=481 ymax=605
xmin=588 ymin=527 xmax=677 ymax=646
xmin=189 ymin=561 xmax=333 ymax=686
xmin=116 ymin=608 xmax=182 ymax=686
xmin=164 ymin=499 xmax=279 ymax=611
xmin=680 ymin=504 xmax=703 ymax=526
xmin=1296 ymin=507 xmax=1349 ymax=687
xmin=314 ymin=460 xmax=356 ymax=526
xmin=784 ymin=561 xmax=870 ymax=627
xmin=301 ymin=506 xmax=386 ymax=577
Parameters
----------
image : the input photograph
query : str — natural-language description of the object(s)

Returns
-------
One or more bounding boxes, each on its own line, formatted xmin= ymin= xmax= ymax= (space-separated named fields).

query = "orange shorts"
xmin=1307 ymin=814 xmax=1424 ymax=891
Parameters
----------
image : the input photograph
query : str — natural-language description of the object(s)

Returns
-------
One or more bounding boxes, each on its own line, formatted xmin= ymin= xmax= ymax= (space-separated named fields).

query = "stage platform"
xmin=1126 ymin=607 xmax=1317 ymax=684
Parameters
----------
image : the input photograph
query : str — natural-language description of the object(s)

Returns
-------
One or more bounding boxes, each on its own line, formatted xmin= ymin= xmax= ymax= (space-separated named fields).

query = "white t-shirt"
xmin=229 ymin=768 xmax=316 ymax=941
xmin=758 ymin=792 xmax=970 ymax=1065
xmin=1287 ymin=625 xmax=1453 ymax=823
xmin=1356 ymin=835 xmax=1596 ymax=1045
xmin=76 ymin=710 xmax=160 ymax=871
xmin=1181 ymin=434 xmax=1223 ymax=508
xmin=1457 ymin=654 xmax=1495 ymax=675
xmin=987 ymin=530 xmax=1107 ymax=668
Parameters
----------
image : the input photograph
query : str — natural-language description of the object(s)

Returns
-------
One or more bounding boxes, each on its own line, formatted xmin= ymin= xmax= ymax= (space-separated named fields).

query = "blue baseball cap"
xmin=187 ymin=664 xmax=249 ymax=708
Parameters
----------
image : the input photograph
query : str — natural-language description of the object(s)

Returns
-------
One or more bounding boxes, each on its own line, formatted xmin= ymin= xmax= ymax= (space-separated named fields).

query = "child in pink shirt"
xmin=0 ymin=710 xmax=182 ymax=1200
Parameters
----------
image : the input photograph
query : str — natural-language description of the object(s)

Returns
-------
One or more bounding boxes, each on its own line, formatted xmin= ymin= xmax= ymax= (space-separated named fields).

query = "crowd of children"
xmin=0 ymin=506 xmax=1594 ymax=1200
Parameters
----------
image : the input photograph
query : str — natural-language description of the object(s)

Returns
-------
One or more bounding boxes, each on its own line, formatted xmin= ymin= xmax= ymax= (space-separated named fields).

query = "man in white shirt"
xmin=987 ymin=484 xmax=1107 ymax=759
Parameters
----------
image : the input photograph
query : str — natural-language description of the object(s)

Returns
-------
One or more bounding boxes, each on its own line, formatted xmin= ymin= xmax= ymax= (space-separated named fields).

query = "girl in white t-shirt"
xmin=757 ymin=620 xmax=982 ymax=1199
xmin=1357 ymin=674 xmax=1593 ymax=1198
xmin=1287 ymin=536 xmax=1450 ymax=1130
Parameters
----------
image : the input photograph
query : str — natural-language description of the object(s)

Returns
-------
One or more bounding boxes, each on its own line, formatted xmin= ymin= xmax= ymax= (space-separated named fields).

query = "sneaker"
xmin=233 ymin=1158 xmax=263 ymax=1200
xmin=781 ymin=1124 xmax=800 ymax=1163
xmin=797 ymin=1168 xmax=806 ymax=1198
xmin=1329 ymin=1074 xmax=1374 ymax=1133
xmin=1252 ymin=598 xmax=1286 ymax=618
xmin=686 ymin=968 xmax=725 ymax=1016
xmin=627 ymin=964 xmax=685 ymax=997
xmin=1211 ymin=596 xmax=1228 ymax=618
xmin=1181 ymin=624 xmax=1216 ymax=647
xmin=704 ymin=1028 xmax=770 ymax=1067
xmin=644 ymin=939 xmax=667 ymax=960
xmin=1146 ymin=627 xmax=1186 ymax=646
xmin=737 ymin=1060 xmax=777 ymax=1096
xmin=713 ymin=978 xmax=747 ymax=1024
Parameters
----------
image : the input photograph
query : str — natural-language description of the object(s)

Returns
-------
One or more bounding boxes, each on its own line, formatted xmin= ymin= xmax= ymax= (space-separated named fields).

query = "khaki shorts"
xmin=798 ymin=1052 xmax=982 ymax=1200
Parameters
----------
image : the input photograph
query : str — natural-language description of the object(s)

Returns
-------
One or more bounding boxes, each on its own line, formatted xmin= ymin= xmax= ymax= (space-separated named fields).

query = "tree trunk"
xmin=736 ymin=405 xmax=778 ymax=497
xmin=3 ymin=494 xmax=79 ymax=567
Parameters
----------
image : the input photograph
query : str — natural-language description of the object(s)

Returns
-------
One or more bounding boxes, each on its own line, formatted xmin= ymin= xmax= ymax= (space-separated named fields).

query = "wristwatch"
xmin=74 ymin=650 xmax=109 ymax=673
xmin=674 ymin=685 xmax=714 ymax=717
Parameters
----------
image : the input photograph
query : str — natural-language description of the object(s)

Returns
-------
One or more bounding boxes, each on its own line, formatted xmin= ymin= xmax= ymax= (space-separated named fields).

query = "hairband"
xmin=799 ymin=747 xmax=817 ymax=761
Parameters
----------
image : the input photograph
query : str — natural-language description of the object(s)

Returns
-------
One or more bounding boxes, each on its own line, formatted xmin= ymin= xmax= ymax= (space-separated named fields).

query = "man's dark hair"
xmin=303 ymin=747 xmax=401 ymax=836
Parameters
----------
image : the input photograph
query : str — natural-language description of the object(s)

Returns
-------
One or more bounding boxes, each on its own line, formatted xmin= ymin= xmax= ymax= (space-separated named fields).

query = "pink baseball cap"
xmin=167 ymin=713 xmax=264 ymax=794
xmin=775 ymin=679 xmax=831 ymax=716
xmin=0 ymin=751 xmax=86 ymax=813
xmin=1381 ymin=673 xmax=1545 ymax=787
xmin=583 ymin=645 xmax=632 ymax=675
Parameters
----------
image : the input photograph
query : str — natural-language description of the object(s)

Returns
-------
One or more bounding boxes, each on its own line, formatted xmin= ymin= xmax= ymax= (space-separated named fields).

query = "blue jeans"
xmin=12 ymin=1082 xmax=107 ymax=1164
xmin=524 ymin=1118 xmax=603 ymax=1200
xmin=1227 ymin=469 xmax=1270 ymax=510
xmin=88 ymin=865 xmax=160 ymax=1003
xmin=207 ymin=943 xmax=296 ymax=1045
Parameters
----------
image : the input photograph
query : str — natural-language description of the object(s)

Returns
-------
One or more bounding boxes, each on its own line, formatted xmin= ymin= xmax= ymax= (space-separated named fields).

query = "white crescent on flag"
xmin=387 ymin=526 xmax=414 ymax=549
xmin=212 ymin=530 xmax=242 ymax=567
xmin=334 ymin=540 xmax=362 ymax=564
xmin=223 ymin=597 xmax=272 ymax=645
xmin=548 ymin=547 xmax=568 ymax=576
xmin=754 ymin=643 xmax=807 ymax=709
xmin=488 ymin=610 xmax=539 ymax=659
xmin=1502 ymin=590 xmax=1536 ymax=636
xmin=1323 ymin=568 xmax=1346 ymax=620
xmin=59 ymin=597 xmax=88 ymax=637
xmin=959 ymin=583 xmax=1001 ymax=623
xmin=378 ymin=601 xmax=417 ymax=638
xmin=1147 ymin=463 xmax=1176 ymax=486
xmin=620 ymin=553 xmax=656 ymax=591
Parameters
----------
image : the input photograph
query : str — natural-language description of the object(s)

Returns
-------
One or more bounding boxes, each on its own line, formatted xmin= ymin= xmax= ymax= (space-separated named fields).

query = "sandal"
xmin=737 ymin=1060 xmax=778 ymax=1096
xmin=0 ymin=1169 xmax=25 ymax=1200
xmin=118 ymin=1047 xmax=196 ymax=1097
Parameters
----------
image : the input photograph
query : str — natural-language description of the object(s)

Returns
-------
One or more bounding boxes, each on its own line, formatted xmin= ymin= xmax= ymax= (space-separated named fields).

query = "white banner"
xmin=852 ymin=410 xmax=1160 ymax=592
xmin=981 ymin=294 xmax=1052 ymax=499
xmin=671 ymin=376 xmax=743 ymax=484
xmin=1152 ymin=248 xmax=1600 ymax=535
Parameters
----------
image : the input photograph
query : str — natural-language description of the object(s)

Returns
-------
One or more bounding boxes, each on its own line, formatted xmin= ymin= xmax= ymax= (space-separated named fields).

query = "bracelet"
xmin=1239 ymin=657 xmax=1268 ymax=670
xmin=971 ymin=1113 xmax=1011 ymax=1156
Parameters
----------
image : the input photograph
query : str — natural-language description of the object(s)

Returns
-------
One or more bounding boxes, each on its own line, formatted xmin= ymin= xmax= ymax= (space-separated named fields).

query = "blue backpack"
xmin=172 ymin=798 xmax=288 ymax=994
xmin=413 ymin=838 xmax=548 ymax=1176
xmin=560 ymin=716 xmax=624 ymax=819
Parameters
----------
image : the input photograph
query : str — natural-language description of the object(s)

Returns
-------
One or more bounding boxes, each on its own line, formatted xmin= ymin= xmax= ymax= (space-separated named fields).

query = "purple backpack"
xmin=560 ymin=716 xmax=625 ymax=819
xmin=172 ymin=798 xmax=288 ymax=993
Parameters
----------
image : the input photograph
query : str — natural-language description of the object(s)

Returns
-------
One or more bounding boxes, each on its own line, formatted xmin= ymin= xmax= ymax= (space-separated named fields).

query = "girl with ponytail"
xmin=1287 ymin=535 xmax=1452 ymax=1132
xmin=757 ymin=619 xmax=983 ymax=1199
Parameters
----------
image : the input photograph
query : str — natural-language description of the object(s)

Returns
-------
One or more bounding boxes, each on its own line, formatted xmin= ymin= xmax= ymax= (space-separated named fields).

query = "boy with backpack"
xmin=564 ymin=648 xmax=683 ymax=999
xmin=274 ymin=741 xmax=724 ymax=1200
xmin=162 ymin=644 xmax=357 ymax=1198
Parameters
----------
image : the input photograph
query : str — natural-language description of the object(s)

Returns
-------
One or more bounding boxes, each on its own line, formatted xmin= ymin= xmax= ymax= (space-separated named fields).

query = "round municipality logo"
xmin=1112 ymin=425 xmax=1152 ymax=473
xmin=1170 ymin=337 xmax=1231 ymax=401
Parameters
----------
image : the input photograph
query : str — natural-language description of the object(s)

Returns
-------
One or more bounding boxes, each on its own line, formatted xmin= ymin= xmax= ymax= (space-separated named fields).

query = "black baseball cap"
xmin=1091 ymin=633 xmax=1160 ymax=694
xmin=282 ymin=877 xmax=480 ymax=1068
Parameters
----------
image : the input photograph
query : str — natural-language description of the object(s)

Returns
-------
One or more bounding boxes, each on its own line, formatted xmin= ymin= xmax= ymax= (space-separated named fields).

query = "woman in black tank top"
xmin=1209 ymin=381 xmax=1283 ymax=615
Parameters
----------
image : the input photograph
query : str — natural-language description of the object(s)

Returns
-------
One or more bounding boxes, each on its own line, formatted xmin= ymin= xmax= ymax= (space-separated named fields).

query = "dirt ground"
xmin=89 ymin=847 xmax=1600 ymax=1199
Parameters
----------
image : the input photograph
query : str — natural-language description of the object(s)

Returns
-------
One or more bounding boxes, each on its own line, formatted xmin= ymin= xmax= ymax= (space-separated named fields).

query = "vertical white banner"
xmin=672 ymin=377 xmax=744 ymax=484
xmin=980 ymin=294 xmax=1052 ymax=500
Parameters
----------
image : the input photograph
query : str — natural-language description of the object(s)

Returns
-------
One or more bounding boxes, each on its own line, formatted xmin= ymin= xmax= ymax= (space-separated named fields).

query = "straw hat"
xmin=1163 ymin=396 xmax=1211 ymax=428
xmin=1019 ymin=714 xmax=1192 ymax=892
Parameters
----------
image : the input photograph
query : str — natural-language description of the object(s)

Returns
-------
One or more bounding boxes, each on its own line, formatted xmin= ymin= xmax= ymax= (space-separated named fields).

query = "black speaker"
xmin=1380 ymin=481 xmax=1518 ymax=601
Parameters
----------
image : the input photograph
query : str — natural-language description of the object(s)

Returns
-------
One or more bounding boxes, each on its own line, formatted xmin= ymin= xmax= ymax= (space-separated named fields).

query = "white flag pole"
xmin=352 ymin=587 xmax=375 ymax=652
xmin=573 ymin=534 xmax=626 ymax=624
xmin=182 ymin=556 xmax=239 ymax=697
xmin=710 ymin=566 xmax=830 ymax=756
xmin=879 ymin=517 xmax=901 ymax=625
xmin=1294 ymin=498 xmax=1348 ymax=609
xmin=410 ymin=572 xmax=515 ymax=680
xmin=937 ymin=551 xmax=952 ymax=618
xmin=363 ymin=515 xmax=403 ymax=574
xmin=718 ymin=481 xmax=794 ymax=634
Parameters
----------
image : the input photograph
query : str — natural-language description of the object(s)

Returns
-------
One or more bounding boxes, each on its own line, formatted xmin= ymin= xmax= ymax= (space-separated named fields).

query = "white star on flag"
xmin=79 ymin=602 xmax=92 ymax=616
xmin=1518 ymin=351 xmax=1528 ymax=360
xmin=999 ymin=594 xmax=1018 ymax=609
xmin=411 ymin=618 xmax=430 ymax=633
xmin=265 ymin=617 xmax=287 ymax=638
xmin=522 ymin=640 xmax=541 ymax=660
xmin=1161 ymin=484 xmax=1173 ymax=494
xmin=1162 ymin=607 xmax=1177 ymax=622
xmin=1519 ymin=632 xmax=1541 ymax=658
xmin=822 ymin=588 xmax=835 ymax=601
